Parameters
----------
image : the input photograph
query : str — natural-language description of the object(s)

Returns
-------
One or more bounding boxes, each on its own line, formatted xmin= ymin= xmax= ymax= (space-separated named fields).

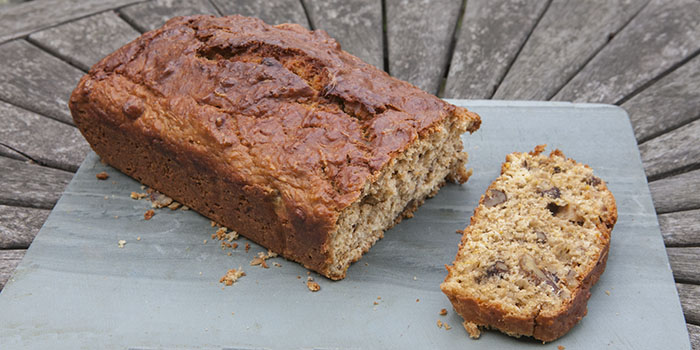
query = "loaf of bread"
xmin=69 ymin=15 xmax=481 ymax=280
xmin=441 ymin=145 xmax=616 ymax=341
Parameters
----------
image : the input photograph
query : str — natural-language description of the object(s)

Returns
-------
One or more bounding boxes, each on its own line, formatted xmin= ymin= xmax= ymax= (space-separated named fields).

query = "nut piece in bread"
xmin=69 ymin=15 xmax=481 ymax=280
xmin=441 ymin=145 xmax=617 ymax=341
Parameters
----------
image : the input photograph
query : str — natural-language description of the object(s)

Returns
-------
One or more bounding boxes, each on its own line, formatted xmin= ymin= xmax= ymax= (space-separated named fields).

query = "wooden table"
xmin=0 ymin=0 xmax=698 ymax=347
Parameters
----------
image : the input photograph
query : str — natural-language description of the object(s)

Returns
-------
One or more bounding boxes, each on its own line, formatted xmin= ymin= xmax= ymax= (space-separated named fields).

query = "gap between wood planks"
xmin=486 ymin=0 xmax=553 ymax=100
xmin=545 ymin=0 xmax=652 ymax=101
xmin=436 ymin=0 xmax=467 ymax=98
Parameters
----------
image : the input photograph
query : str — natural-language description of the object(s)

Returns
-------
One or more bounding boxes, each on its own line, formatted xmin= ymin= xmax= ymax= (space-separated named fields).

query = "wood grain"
xmin=667 ymin=247 xmax=700 ymax=284
xmin=28 ymin=11 xmax=140 ymax=71
xmin=690 ymin=323 xmax=700 ymax=350
xmin=649 ymin=169 xmax=700 ymax=214
xmin=386 ymin=0 xmax=463 ymax=94
xmin=493 ymin=0 xmax=648 ymax=100
xmin=0 ymin=101 xmax=89 ymax=172
xmin=443 ymin=0 xmax=548 ymax=99
xmin=640 ymin=118 xmax=700 ymax=180
xmin=212 ymin=0 xmax=310 ymax=28
xmin=659 ymin=209 xmax=700 ymax=247
xmin=0 ymin=205 xmax=49 ymax=249
xmin=678 ymin=283 xmax=700 ymax=325
xmin=0 ymin=40 xmax=84 ymax=125
xmin=0 ymin=0 xmax=143 ymax=44
xmin=0 ymin=249 xmax=25 ymax=292
xmin=119 ymin=0 xmax=220 ymax=33
xmin=0 ymin=156 xmax=73 ymax=209
xmin=303 ymin=0 xmax=383 ymax=69
xmin=554 ymin=0 xmax=700 ymax=103
xmin=622 ymin=55 xmax=700 ymax=143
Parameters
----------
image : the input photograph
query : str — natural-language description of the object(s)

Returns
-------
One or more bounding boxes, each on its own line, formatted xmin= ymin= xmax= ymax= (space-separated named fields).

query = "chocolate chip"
xmin=540 ymin=187 xmax=561 ymax=199
xmin=522 ymin=160 xmax=529 ymax=169
xmin=485 ymin=261 xmax=509 ymax=277
xmin=553 ymin=166 xmax=561 ymax=174
xmin=215 ymin=117 xmax=224 ymax=127
xmin=536 ymin=231 xmax=547 ymax=244
xmin=483 ymin=189 xmax=507 ymax=208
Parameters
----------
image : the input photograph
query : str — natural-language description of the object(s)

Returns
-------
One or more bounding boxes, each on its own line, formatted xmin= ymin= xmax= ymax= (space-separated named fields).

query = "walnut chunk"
xmin=536 ymin=231 xmax=548 ymax=244
xmin=144 ymin=209 xmax=155 ymax=220
xmin=439 ymin=308 xmax=448 ymax=316
xmin=485 ymin=261 xmax=509 ymax=278
xmin=519 ymin=254 xmax=559 ymax=292
xmin=307 ymin=281 xmax=320 ymax=292
xmin=540 ymin=186 xmax=561 ymax=199
xmin=483 ymin=189 xmax=507 ymax=207
xmin=585 ymin=176 xmax=602 ymax=186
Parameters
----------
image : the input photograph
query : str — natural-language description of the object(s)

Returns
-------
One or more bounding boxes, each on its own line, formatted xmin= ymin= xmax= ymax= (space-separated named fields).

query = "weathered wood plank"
xmin=690 ymin=324 xmax=700 ymax=350
xmin=303 ymin=0 xmax=383 ymax=69
xmin=386 ymin=0 xmax=463 ymax=94
xmin=28 ymin=11 xmax=140 ymax=71
xmin=0 ymin=40 xmax=84 ymax=125
xmin=0 ymin=101 xmax=90 ymax=172
xmin=622 ymin=55 xmax=700 ymax=143
xmin=667 ymin=247 xmax=700 ymax=284
xmin=0 ymin=205 xmax=49 ymax=249
xmin=493 ymin=0 xmax=648 ymax=100
xmin=0 ymin=156 xmax=73 ymax=209
xmin=0 ymin=144 xmax=27 ymax=162
xmin=659 ymin=209 xmax=700 ymax=247
xmin=678 ymin=283 xmax=700 ymax=325
xmin=212 ymin=0 xmax=310 ymax=28
xmin=554 ymin=0 xmax=700 ymax=103
xmin=119 ymin=0 xmax=220 ymax=33
xmin=0 ymin=249 xmax=25 ymax=292
xmin=640 ymin=118 xmax=700 ymax=180
xmin=649 ymin=169 xmax=700 ymax=214
xmin=0 ymin=0 xmax=143 ymax=44
xmin=443 ymin=0 xmax=548 ymax=99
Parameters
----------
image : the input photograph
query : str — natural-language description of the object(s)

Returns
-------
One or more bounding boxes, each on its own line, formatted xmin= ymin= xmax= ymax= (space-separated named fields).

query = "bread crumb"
xmin=104 ymin=195 xmax=109 ymax=200
xmin=558 ymin=346 xmax=565 ymax=350
xmin=439 ymin=308 xmax=447 ymax=316
xmin=373 ymin=301 xmax=378 ymax=305
xmin=463 ymin=321 xmax=481 ymax=339
xmin=437 ymin=320 xmax=443 ymax=328
xmin=180 ymin=205 xmax=189 ymax=211
xmin=140 ymin=185 xmax=145 ymax=190
xmin=149 ymin=192 xmax=172 ymax=208
xmin=117 ymin=240 xmax=126 ymax=248
xmin=96 ymin=172 xmax=109 ymax=180
xmin=144 ymin=209 xmax=154 ymax=220
xmin=416 ymin=299 xmax=420 ymax=302
xmin=203 ymin=239 xmax=207 ymax=244
xmin=413 ymin=276 xmax=417 ymax=280
xmin=136 ymin=236 xmax=141 ymax=241
xmin=444 ymin=323 xmax=452 ymax=330
xmin=227 ymin=252 xmax=232 ymax=256
xmin=245 ymin=243 xmax=250 ymax=252
xmin=307 ymin=281 xmax=320 ymax=292
xmin=219 ymin=267 xmax=245 ymax=286
xmin=297 ymin=275 xmax=301 ymax=279
xmin=605 ymin=290 xmax=611 ymax=296
xmin=273 ymin=262 xmax=281 ymax=267
xmin=377 ymin=296 xmax=381 ymax=300
xmin=131 ymin=192 xmax=147 ymax=200
xmin=167 ymin=201 xmax=181 ymax=210
xmin=210 ymin=221 xmax=216 ymax=227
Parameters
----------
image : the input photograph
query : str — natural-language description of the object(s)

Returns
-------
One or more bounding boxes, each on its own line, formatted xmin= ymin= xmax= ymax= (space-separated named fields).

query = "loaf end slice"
xmin=69 ymin=15 xmax=481 ymax=280
xmin=441 ymin=145 xmax=617 ymax=341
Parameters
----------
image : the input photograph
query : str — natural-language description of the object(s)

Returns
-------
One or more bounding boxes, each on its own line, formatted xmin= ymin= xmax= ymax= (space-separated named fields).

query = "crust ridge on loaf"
xmin=441 ymin=145 xmax=617 ymax=341
xmin=69 ymin=15 xmax=481 ymax=279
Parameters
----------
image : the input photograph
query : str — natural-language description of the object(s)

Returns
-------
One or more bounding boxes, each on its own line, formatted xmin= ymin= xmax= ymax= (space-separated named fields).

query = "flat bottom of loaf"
xmin=325 ymin=115 xmax=470 ymax=279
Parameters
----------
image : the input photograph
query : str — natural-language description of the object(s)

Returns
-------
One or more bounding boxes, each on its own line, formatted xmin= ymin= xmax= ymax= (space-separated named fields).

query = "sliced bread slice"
xmin=441 ymin=145 xmax=617 ymax=342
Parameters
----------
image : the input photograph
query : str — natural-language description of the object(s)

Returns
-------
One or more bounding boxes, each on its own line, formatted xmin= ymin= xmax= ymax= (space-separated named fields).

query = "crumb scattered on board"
xmin=437 ymin=320 xmax=443 ymax=328
xmin=131 ymin=191 xmax=148 ymax=200
xmin=605 ymin=290 xmax=611 ymax=296
xmin=245 ymin=243 xmax=250 ymax=252
xmin=250 ymin=250 xmax=278 ymax=268
xmin=117 ymin=240 xmax=126 ymax=248
xmin=306 ymin=276 xmax=320 ymax=292
xmin=463 ymin=321 xmax=481 ymax=339
xmin=219 ymin=267 xmax=245 ymax=286
xmin=144 ymin=209 xmax=155 ymax=220
xmin=558 ymin=346 xmax=566 ymax=350
xmin=439 ymin=308 xmax=448 ymax=316
xmin=96 ymin=172 xmax=109 ymax=180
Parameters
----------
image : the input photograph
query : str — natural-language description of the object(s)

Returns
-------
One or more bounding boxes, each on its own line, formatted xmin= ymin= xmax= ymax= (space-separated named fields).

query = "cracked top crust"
xmin=71 ymin=15 xmax=480 ymax=223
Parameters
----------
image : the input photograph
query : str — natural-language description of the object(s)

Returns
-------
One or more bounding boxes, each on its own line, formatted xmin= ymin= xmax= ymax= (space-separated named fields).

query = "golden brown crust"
xmin=441 ymin=146 xmax=617 ymax=341
xmin=69 ymin=15 xmax=480 ymax=279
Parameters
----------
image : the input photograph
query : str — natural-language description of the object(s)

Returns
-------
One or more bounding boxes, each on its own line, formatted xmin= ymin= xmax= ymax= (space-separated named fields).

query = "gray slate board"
xmin=0 ymin=101 xmax=689 ymax=349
